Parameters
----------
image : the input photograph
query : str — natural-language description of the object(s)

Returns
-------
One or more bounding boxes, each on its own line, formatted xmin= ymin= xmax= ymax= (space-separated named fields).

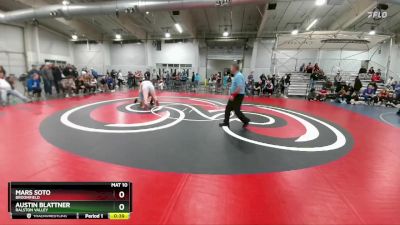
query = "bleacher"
xmin=287 ymin=71 xmax=387 ymax=97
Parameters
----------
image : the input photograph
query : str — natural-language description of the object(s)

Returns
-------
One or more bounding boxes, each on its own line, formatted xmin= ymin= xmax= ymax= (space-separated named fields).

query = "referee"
xmin=219 ymin=64 xmax=250 ymax=128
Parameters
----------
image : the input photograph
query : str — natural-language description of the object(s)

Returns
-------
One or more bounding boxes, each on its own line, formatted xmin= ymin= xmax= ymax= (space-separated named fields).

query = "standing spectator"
xmin=194 ymin=72 xmax=201 ymax=92
xmin=52 ymin=65 xmax=63 ymax=95
xmin=127 ymin=71 xmax=134 ymax=89
xmin=144 ymin=69 xmax=151 ymax=81
xmin=270 ymin=74 xmax=276 ymax=93
xmin=28 ymin=65 xmax=40 ymax=78
xmin=309 ymin=72 xmax=318 ymax=89
xmin=299 ymin=63 xmax=306 ymax=73
xmin=42 ymin=65 xmax=54 ymax=95
xmin=259 ymin=73 xmax=267 ymax=86
xmin=354 ymin=75 xmax=363 ymax=95
xmin=334 ymin=72 xmax=342 ymax=88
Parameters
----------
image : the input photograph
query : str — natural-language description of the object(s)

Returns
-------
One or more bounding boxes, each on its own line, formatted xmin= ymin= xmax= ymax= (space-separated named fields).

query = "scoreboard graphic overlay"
xmin=8 ymin=182 xmax=132 ymax=220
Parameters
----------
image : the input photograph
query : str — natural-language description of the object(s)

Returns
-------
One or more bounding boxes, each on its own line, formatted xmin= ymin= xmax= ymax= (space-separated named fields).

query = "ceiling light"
xmin=222 ymin=28 xmax=229 ymax=37
xmin=62 ymin=0 xmax=70 ymax=6
xmin=115 ymin=34 xmax=122 ymax=39
xmin=0 ymin=13 xmax=5 ymax=18
xmin=368 ymin=30 xmax=376 ymax=35
xmin=306 ymin=19 xmax=318 ymax=31
xmin=165 ymin=32 xmax=171 ymax=38
xmin=291 ymin=29 xmax=299 ymax=35
xmin=315 ymin=0 xmax=326 ymax=6
xmin=146 ymin=11 xmax=149 ymax=15
xmin=175 ymin=23 xmax=183 ymax=33
xmin=71 ymin=34 xmax=78 ymax=40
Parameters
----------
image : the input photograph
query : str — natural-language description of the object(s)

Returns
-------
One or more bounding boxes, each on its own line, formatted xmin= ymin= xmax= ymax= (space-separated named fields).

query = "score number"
xmin=111 ymin=182 xmax=130 ymax=212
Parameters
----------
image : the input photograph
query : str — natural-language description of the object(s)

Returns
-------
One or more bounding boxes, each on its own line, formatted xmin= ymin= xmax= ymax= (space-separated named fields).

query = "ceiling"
xmin=0 ymin=0 xmax=399 ymax=44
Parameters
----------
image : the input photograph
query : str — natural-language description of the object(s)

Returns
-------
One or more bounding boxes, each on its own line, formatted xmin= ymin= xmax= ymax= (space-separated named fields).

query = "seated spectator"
xmin=61 ymin=76 xmax=76 ymax=97
xmin=371 ymin=73 xmax=382 ymax=83
xmin=75 ymin=75 xmax=87 ymax=94
xmin=306 ymin=62 xmax=313 ymax=73
xmin=362 ymin=85 xmax=377 ymax=105
xmin=106 ymin=75 xmax=116 ymax=92
xmin=0 ymin=70 xmax=30 ymax=105
xmin=307 ymin=88 xmax=317 ymax=101
xmin=317 ymin=88 xmax=328 ymax=101
xmin=83 ymin=74 xmax=97 ymax=93
xmin=368 ymin=67 xmax=375 ymax=75
xmin=335 ymin=85 xmax=348 ymax=104
xmin=253 ymin=82 xmax=261 ymax=96
xmin=313 ymin=63 xmax=321 ymax=74
xmin=259 ymin=73 xmax=267 ymax=86
xmin=27 ymin=73 xmax=42 ymax=98
xmin=377 ymin=88 xmax=389 ymax=105
xmin=385 ymin=76 xmax=395 ymax=89
xmin=358 ymin=67 xmax=367 ymax=74
xmin=263 ymin=80 xmax=274 ymax=97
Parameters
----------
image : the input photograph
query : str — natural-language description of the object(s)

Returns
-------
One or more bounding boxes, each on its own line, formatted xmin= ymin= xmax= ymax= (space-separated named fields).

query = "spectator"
xmin=91 ymin=68 xmax=99 ymax=79
xmin=28 ymin=65 xmax=40 ymax=78
xmin=144 ymin=69 xmax=151 ymax=80
xmin=299 ymin=63 xmax=306 ymax=73
xmin=263 ymin=80 xmax=274 ymax=97
xmin=117 ymin=70 xmax=124 ymax=87
xmin=368 ymin=67 xmax=375 ymax=75
xmin=354 ymin=75 xmax=363 ymax=94
xmin=193 ymin=72 xmax=200 ymax=92
xmin=247 ymin=71 xmax=254 ymax=83
xmin=253 ymin=82 xmax=261 ymax=96
xmin=127 ymin=71 xmax=134 ymax=89
xmin=358 ymin=67 xmax=367 ymax=74
xmin=313 ymin=63 xmax=321 ymax=74
xmin=377 ymin=88 xmax=389 ymax=105
xmin=334 ymin=72 xmax=342 ymax=88
xmin=52 ymin=65 xmax=63 ymax=95
xmin=307 ymin=88 xmax=317 ymax=101
xmin=362 ymin=84 xmax=377 ymax=105
xmin=42 ymin=64 xmax=54 ymax=95
xmin=385 ymin=76 xmax=395 ymax=89
xmin=371 ymin=73 xmax=382 ymax=83
xmin=317 ymin=87 xmax=328 ymax=101
xmin=0 ymin=68 xmax=30 ymax=105
xmin=271 ymin=74 xmax=276 ymax=93
xmin=310 ymin=72 xmax=318 ymax=89
xmin=27 ymin=73 xmax=42 ymax=97
xmin=306 ymin=62 xmax=313 ymax=73
xmin=260 ymin=74 xmax=267 ymax=86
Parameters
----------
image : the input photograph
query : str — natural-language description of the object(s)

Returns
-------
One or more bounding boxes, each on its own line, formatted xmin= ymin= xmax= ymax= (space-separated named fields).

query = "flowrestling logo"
xmin=40 ymin=96 xmax=353 ymax=174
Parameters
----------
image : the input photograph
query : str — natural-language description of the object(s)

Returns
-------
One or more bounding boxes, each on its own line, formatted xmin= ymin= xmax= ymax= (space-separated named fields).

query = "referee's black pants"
xmin=224 ymin=94 xmax=250 ymax=125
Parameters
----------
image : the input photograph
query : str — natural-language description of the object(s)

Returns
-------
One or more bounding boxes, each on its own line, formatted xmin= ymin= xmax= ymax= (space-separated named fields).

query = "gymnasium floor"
xmin=1 ymin=90 xmax=399 ymax=224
